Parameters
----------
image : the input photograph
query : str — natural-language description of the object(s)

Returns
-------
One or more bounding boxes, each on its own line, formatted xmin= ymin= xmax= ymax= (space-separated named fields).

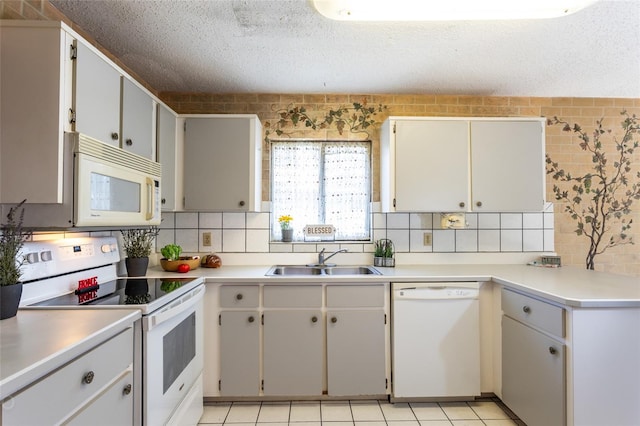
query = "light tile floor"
xmin=199 ymin=399 xmax=525 ymax=426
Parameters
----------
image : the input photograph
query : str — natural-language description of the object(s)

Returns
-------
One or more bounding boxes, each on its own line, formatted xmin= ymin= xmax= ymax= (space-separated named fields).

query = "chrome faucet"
xmin=317 ymin=248 xmax=348 ymax=266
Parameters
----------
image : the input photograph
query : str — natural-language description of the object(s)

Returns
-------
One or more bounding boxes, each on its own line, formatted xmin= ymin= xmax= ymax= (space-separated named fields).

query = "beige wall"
xmin=3 ymin=1 xmax=639 ymax=276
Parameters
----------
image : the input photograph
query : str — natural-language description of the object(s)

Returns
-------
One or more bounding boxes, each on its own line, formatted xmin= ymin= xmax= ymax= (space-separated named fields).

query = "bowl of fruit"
xmin=159 ymin=244 xmax=200 ymax=273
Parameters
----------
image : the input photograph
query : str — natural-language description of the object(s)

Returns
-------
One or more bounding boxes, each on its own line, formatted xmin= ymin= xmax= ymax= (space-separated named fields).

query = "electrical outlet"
xmin=423 ymin=232 xmax=432 ymax=246
xmin=203 ymin=232 xmax=212 ymax=247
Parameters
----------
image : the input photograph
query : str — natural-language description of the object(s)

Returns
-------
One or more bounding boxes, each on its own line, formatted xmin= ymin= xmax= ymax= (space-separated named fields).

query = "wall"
xmin=160 ymin=93 xmax=640 ymax=275
xmin=2 ymin=1 xmax=639 ymax=275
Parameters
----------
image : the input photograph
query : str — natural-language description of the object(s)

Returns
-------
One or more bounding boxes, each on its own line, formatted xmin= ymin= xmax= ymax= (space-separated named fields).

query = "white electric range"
xmin=19 ymin=236 xmax=205 ymax=426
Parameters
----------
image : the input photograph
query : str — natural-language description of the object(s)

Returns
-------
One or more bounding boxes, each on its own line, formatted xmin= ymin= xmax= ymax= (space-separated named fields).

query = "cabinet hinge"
xmin=261 ymin=380 xmax=264 ymax=391
xmin=219 ymin=380 xmax=222 ymax=391
xmin=261 ymin=314 xmax=264 ymax=325
xmin=184 ymin=121 xmax=187 ymax=132
xmin=69 ymin=44 xmax=77 ymax=60
xmin=218 ymin=314 xmax=221 ymax=326
xmin=393 ymin=123 xmax=396 ymax=134
xmin=68 ymin=108 xmax=76 ymax=124
xmin=393 ymin=198 xmax=396 ymax=208
xmin=385 ymin=378 xmax=388 ymax=389
xmin=384 ymin=314 xmax=387 ymax=325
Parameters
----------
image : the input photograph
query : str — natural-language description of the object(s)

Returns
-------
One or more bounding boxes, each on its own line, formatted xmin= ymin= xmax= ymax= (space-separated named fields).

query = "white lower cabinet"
xmin=501 ymin=288 xmax=566 ymax=426
xmin=263 ymin=310 xmax=323 ymax=395
xmin=219 ymin=311 xmax=260 ymax=396
xmin=2 ymin=327 xmax=134 ymax=425
xmin=209 ymin=282 xmax=389 ymax=399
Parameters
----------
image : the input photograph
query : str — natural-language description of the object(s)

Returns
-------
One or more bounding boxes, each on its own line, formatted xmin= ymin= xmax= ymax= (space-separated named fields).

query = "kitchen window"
xmin=271 ymin=140 xmax=371 ymax=242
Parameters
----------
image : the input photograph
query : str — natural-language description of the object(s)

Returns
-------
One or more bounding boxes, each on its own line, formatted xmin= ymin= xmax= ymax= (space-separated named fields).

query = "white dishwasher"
xmin=391 ymin=282 xmax=481 ymax=400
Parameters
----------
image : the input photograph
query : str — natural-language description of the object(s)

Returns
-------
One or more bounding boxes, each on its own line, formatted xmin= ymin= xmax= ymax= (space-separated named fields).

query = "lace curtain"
xmin=271 ymin=141 xmax=371 ymax=241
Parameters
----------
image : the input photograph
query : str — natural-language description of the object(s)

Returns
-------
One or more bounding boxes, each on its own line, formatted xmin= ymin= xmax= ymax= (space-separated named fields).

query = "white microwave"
xmin=3 ymin=133 xmax=162 ymax=228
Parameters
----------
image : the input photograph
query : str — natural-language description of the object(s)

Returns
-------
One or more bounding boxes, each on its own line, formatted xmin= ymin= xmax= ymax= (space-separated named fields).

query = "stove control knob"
xmin=40 ymin=251 xmax=53 ymax=262
xmin=25 ymin=252 xmax=39 ymax=264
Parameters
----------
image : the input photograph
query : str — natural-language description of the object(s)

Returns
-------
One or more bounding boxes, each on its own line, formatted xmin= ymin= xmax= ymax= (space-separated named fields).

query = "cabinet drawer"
xmin=220 ymin=285 xmax=259 ymax=308
xmin=502 ymin=289 xmax=565 ymax=337
xmin=264 ymin=285 xmax=322 ymax=308
xmin=327 ymin=285 xmax=385 ymax=308
xmin=4 ymin=327 xmax=133 ymax=425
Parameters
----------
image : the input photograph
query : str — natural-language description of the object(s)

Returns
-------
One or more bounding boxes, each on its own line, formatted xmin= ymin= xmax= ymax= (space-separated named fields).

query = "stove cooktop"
xmin=30 ymin=277 xmax=201 ymax=312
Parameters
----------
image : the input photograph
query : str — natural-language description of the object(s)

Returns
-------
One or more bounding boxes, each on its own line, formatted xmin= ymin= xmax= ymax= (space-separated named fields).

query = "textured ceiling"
xmin=50 ymin=0 xmax=640 ymax=97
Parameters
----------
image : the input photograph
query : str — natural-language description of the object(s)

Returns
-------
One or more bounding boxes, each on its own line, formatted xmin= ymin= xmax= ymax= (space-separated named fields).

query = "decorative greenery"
xmin=264 ymin=100 xmax=388 ymax=142
xmin=374 ymin=239 xmax=394 ymax=258
xmin=278 ymin=215 xmax=293 ymax=230
xmin=0 ymin=200 xmax=31 ymax=286
xmin=120 ymin=227 xmax=159 ymax=258
xmin=546 ymin=111 xmax=640 ymax=270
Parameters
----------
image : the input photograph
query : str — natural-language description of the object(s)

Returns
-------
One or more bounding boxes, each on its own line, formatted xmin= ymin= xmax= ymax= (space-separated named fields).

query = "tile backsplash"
xmin=156 ymin=204 xmax=554 ymax=255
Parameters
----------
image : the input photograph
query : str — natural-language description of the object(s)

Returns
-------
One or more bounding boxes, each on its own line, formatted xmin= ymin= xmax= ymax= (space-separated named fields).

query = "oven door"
xmin=142 ymin=284 xmax=204 ymax=426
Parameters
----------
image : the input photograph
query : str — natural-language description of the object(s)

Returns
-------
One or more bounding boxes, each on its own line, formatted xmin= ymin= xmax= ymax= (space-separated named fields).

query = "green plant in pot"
xmin=120 ymin=227 xmax=159 ymax=277
xmin=1 ymin=200 xmax=31 ymax=320
xmin=373 ymin=238 xmax=395 ymax=267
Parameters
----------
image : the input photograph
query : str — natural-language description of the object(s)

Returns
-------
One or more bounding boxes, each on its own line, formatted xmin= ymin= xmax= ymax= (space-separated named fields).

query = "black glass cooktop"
xmin=32 ymin=277 xmax=198 ymax=307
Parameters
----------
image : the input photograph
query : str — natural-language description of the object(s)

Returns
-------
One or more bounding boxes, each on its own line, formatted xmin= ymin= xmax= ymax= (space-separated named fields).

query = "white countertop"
xmin=0 ymin=309 xmax=141 ymax=401
xmin=145 ymin=264 xmax=640 ymax=308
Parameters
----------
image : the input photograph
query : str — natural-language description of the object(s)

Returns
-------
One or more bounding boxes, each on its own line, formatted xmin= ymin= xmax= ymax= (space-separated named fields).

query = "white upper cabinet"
xmin=0 ymin=20 xmax=160 ymax=206
xmin=121 ymin=77 xmax=155 ymax=159
xmin=73 ymin=40 xmax=121 ymax=147
xmin=0 ymin=21 xmax=73 ymax=204
xmin=381 ymin=117 xmax=545 ymax=212
xmin=183 ymin=115 xmax=262 ymax=212
xmin=470 ymin=120 xmax=545 ymax=212
xmin=157 ymin=104 xmax=182 ymax=211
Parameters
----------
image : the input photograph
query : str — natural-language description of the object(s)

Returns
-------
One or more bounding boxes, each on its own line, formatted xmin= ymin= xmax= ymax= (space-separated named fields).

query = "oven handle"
xmin=143 ymin=285 xmax=204 ymax=332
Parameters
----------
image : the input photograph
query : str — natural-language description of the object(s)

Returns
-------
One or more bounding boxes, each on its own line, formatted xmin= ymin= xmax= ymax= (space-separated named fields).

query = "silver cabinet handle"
xmin=523 ymin=305 xmax=531 ymax=314
xmin=83 ymin=371 xmax=95 ymax=384
xmin=549 ymin=346 xmax=557 ymax=355
xmin=123 ymin=384 xmax=132 ymax=395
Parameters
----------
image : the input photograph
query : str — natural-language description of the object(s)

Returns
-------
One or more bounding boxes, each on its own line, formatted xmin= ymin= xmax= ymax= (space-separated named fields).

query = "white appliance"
xmin=391 ymin=282 xmax=481 ymax=400
xmin=2 ymin=133 xmax=161 ymax=228
xmin=19 ymin=237 xmax=204 ymax=426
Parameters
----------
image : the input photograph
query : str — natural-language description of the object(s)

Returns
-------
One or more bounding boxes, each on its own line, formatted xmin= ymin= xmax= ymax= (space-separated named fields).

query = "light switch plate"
xmin=202 ymin=232 xmax=212 ymax=247
xmin=423 ymin=232 xmax=432 ymax=246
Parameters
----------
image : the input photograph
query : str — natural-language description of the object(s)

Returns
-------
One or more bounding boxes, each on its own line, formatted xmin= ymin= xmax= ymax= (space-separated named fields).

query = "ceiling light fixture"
xmin=312 ymin=0 xmax=599 ymax=21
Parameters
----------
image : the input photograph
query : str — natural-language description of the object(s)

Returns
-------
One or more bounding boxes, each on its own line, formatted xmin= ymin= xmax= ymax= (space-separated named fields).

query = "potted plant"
xmin=278 ymin=214 xmax=294 ymax=242
xmin=1 ymin=200 xmax=31 ymax=320
xmin=120 ymin=227 xmax=159 ymax=276
xmin=373 ymin=238 xmax=395 ymax=267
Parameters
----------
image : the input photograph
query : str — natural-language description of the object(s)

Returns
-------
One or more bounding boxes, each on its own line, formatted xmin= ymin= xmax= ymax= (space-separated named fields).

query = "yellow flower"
xmin=278 ymin=215 xmax=293 ymax=229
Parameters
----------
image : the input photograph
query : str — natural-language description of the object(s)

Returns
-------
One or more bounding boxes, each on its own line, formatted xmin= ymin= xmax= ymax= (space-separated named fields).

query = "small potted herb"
xmin=0 ymin=200 xmax=31 ymax=319
xmin=373 ymin=238 xmax=395 ymax=267
xmin=120 ymin=227 xmax=159 ymax=276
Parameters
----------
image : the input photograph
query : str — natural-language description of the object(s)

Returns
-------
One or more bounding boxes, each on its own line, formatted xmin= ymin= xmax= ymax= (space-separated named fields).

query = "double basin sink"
xmin=266 ymin=265 xmax=381 ymax=276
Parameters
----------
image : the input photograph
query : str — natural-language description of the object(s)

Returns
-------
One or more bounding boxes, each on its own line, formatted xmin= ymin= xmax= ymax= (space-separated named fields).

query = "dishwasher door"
xmin=391 ymin=282 xmax=481 ymax=400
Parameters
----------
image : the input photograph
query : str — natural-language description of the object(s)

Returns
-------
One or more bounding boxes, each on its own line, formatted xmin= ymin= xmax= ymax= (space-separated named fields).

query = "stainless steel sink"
xmin=266 ymin=265 xmax=381 ymax=276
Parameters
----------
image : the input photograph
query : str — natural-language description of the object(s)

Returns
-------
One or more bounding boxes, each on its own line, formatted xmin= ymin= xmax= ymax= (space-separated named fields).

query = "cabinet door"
xmin=183 ymin=117 xmax=260 ymax=211
xmin=502 ymin=316 xmax=565 ymax=426
xmin=326 ymin=310 xmax=386 ymax=396
xmin=66 ymin=370 xmax=134 ymax=426
xmin=263 ymin=310 xmax=323 ymax=396
xmin=157 ymin=104 xmax=180 ymax=210
xmin=394 ymin=120 xmax=469 ymax=211
xmin=471 ymin=120 xmax=545 ymax=211
xmin=121 ymin=77 xmax=155 ymax=159
xmin=74 ymin=40 xmax=121 ymax=146
xmin=219 ymin=311 xmax=260 ymax=396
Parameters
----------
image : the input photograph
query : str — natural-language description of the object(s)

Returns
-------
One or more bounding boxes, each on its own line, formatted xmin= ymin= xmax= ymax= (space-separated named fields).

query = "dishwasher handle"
xmin=394 ymin=285 xmax=479 ymax=300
